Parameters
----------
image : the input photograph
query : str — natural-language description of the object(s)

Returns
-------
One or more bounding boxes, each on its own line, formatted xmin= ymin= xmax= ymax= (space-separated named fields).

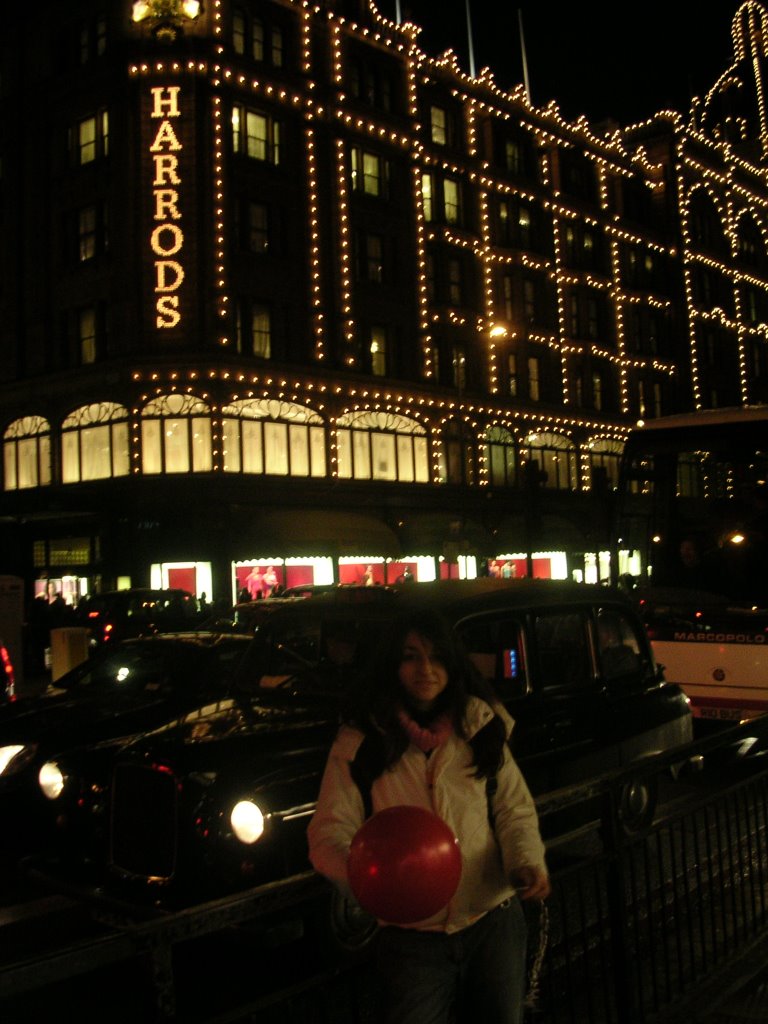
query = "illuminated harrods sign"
xmin=148 ymin=85 xmax=186 ymax=329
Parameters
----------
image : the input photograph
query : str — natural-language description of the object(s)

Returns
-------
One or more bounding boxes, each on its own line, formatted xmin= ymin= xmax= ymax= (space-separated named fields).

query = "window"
xmin=523 ymin=278 xmax=535 ymax=323
xmin=587 ymin=438 xmax=623 ymax=492
xmin=250 ymin=18 xmax=284 ymax=65
xmin=79 ymin=307 xmax=97 ymax=364
xmin=528 ymin=356 xmax=540 ymax=401
xmin=448 ymin=259 xmax=462 ymax=305
xmin=592 ymin=371 xmax=603 ymax=411
xmin=3 ymin=417 xmax=52 ymax=491
xmin=222 ymin=399 xmax=326 ymax=478
xmin=359 ymin=233 xmax=383 ymax=282
xmin=422 ymin=174 xmax=434 ymax=221
xmin=370 ymin=327 xmax=387 ymax=376
xmin=72 ymin=110 xmax=109 ymax=165
xmin=351 ymin=147 xmax=388 ymax=196
xmin=452 ymin=347 xmax=466 ymax=391
xmin=79 ymin=15 xmax=106 ymax=63
xmin=483 ymin=426 xmax=518 ymax=487
xmin=233 ymin=8 xmax=245 ymax=52
xmin=421 ymin=172 xmax=463 ymax=225
xmin=505 ymin=140 xmax=522 ymax=174
xmin=534 ymin=611 xmax=591 ymax=689
xmin=430 ymin=106 xmax=447 ymax=145
xmin=76 ymin=204 xmax=107 ymax=262
xmin=141 ymin=394 xmax=212 ymax=474
xmin=61 ymin=402 xmax=129 ymax=483
xmin=436 ymin=419 xmax=476 ymax=485
xmin=348 ymin=56 xmax=395 ymax=112
xmin=502 ymin=274 xmax=514 ymax=321
xmin=232 ymin=105 xmax=281 ymax=164
xmin=78 ymin=207 xmax=97 ymax=261
xmin=246 ymin=202 xmax=269 ymax=252
xmin=507 ymin=354 xmax=518 ymax=397
xmin=336 ymin=411 xmax=429 ymax=483
xmin=524 ymin=431 xmax=578 ymax=490
xmin=238 ymin=304 xmax=272 ymax=358
xmin=444 ymin=178 xmax=461 ymax=224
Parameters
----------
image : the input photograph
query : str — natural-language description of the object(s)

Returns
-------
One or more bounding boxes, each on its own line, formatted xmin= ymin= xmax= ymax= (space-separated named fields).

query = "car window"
xmin=533 ymin=610 xmax=592 ymax=690
xmin=596 ymin=608 xmax=644 ymax=682
xmin=454 ymin=615 xmax=527 ymax=699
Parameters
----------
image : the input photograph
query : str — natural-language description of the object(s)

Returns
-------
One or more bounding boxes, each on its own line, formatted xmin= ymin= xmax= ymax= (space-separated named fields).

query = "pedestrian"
xmin=307 ymin=608 xmax=550 ymax=1024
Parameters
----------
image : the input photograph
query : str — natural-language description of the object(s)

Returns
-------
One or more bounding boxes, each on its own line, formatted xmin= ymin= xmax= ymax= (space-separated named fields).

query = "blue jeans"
xmin=375 ymin=897 xmax=528 ymax=1024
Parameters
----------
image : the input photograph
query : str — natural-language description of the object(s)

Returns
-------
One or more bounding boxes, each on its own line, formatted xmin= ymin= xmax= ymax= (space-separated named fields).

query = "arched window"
xmin=3 ymin=416 xmax=52 ymax=490
xmin=523 ymin=431 xmax=578 ymax=490
xmin=482 ymin=425 xmax=518 ymax=487
xmin=436 ymin=419 xmax=476 ymax=485
xmin=586 ymin=437 xmax=624 ymax=491
xmin=221 ymin=398 xmax=326 ymax=477
xmin=141 ymin=394 xmax=212 ymax=474
xmin=336 ymin=410 xmax=429 ymax=482
xmin=61 ymin=402 xmax=129 ymax=483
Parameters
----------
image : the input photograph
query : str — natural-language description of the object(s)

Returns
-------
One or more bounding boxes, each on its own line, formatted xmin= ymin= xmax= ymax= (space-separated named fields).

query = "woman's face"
xmin=398 ymin=630 xmax=449 ymax=711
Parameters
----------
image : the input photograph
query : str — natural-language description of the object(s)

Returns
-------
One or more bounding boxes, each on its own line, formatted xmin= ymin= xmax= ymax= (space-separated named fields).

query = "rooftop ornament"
xmin=132 ymin=0 xmax=202 ymax=43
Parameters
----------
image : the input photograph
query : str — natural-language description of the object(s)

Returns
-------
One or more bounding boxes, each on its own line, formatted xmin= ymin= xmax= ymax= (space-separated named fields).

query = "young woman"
xmin=307 ymin=608 xmax=550 ymax=1024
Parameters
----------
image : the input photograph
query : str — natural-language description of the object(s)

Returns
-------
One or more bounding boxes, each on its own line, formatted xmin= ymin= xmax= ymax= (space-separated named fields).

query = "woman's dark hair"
xmin=347 ymin=607 xmax=506 ymax=779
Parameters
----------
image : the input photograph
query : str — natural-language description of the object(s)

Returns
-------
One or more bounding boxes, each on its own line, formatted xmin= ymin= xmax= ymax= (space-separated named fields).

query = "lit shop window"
xmin=523 ymin=431 xmax=578 ymax=490
xmin=61 ymin=402 xmax=129 ymax=483
xmin=335 ymin=411 xmax=429 ymax=483
xmin=221 ymin=398 xmax=326 ymax=478
xmin=350 ymin=147 xmax=388 ymax=197
xmin=3 ymin=416 xmax=52 ymax=491
xmin=587 ymin=438 xmax=623 ymax=491
xmin=483 ymin=426 xmax=519 ymax=488
xmin=141 ymin=394 xmax=212 ymax=474
xmin=232 ymin=105 xmax=281 ymax=164
xmin=71 ymin=110 xmax=109 ymax=165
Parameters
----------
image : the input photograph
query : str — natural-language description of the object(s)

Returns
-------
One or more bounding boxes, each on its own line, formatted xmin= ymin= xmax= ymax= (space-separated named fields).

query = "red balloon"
xmin=347 ymin=805 xmax=462 ymax=924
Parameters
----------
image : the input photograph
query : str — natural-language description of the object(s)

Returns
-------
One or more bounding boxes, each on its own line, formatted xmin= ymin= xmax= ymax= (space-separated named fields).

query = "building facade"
xmin=1 ymin=0 xmax=767 ymax=608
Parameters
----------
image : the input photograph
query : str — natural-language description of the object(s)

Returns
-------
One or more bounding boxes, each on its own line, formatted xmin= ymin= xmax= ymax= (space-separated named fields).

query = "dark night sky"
xmin=381 ymin=0 xmax=745 ymax=125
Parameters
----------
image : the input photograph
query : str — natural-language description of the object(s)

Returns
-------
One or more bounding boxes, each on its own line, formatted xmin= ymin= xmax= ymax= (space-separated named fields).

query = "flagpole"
xmin=465 ymin=0 xmax=476 ymax=78
xmin=395 ymin=0 xmax=402 ymax=23
xmin=518 ymin=8 xmax=531 ymax=103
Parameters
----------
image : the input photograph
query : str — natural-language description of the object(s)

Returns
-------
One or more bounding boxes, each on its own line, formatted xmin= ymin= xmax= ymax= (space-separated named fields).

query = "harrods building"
xmin=2 ymin=0 xmax=768 ymax=607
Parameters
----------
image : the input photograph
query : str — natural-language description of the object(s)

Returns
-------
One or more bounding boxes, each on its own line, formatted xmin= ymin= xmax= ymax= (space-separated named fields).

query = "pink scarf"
xmin=397 ymin=708 xmax=453 ymax=753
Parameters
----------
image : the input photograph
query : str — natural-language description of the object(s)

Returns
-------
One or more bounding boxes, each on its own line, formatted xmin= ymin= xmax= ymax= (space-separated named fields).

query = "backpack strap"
xmin=349 ymin=732 xmax=387 ymax=820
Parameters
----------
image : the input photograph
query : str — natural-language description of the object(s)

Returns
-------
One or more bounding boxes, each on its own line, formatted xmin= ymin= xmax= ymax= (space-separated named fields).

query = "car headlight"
xmin=0 ymin=744 xmax=36 ymax=777
xmin=230 ymin=799 xmax=265 ymax=844
xmin=39 ymin=761 xmax=66 ymax=800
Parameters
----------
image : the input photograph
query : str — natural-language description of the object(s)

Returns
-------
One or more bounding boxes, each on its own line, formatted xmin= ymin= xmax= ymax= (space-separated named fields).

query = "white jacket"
xmin=307 ymin=697 xmax=547 ymax=934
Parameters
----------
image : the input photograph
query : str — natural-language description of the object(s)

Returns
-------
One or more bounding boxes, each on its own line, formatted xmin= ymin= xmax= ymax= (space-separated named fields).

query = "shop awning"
xmin=492 ymin=514 xmax=588 ymax=553
xmin=398 ymin=512 xmax=493 ymax=556
xmin=249 ymin=509 xmax=402 ymax=558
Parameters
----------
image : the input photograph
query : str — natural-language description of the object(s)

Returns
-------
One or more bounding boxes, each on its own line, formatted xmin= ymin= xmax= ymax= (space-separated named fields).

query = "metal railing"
xmin=5 ymin=719 xmax=768 ymax=1023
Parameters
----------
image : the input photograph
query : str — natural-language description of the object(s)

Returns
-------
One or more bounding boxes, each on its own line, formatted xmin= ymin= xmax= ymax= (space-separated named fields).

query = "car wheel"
xmin=307 ymin=884 xmax=379 ymax=963
xmin=617 ymin=775 xmax=658 ymax=835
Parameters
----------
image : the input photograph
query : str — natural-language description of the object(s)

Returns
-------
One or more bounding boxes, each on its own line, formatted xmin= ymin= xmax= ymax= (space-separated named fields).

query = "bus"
xmin=612 ymin=406 xmax=768 ymax=725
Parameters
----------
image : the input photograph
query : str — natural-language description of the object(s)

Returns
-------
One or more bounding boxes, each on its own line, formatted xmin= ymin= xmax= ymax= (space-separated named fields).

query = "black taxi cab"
xmin=32 ymin=579 xmax=692 ymax=939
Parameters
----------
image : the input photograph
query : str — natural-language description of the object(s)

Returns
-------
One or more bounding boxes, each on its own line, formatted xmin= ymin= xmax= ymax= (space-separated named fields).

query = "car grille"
xmin=110 ymin=762 xmax=178 ymax=880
